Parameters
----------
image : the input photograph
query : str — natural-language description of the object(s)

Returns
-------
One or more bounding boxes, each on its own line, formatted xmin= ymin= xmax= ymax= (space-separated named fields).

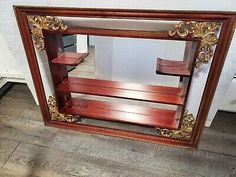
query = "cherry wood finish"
xmin=43 ymin=32 xmax=71 ymax=110
xmin=66 ymin=77 xmax=183 ymax=95
xmin=57 ymin=77 xmax=185 ymax=105
xmin=51 ymin=52 xmax=89 ymax=66
xmin=48 ymin=119 xmax=192 ymax=147
xmin=14 ymin=6 xmax=236 ymax=148
xmin=156 ymin=58 xmax=190 ymax=76
xmin=191 ymin=19 xmax=236 ymax=147
xmin=61 ymin=98 xmax=180 ymax=129
xmin=48 ymin=26 xmax=200 ymax=42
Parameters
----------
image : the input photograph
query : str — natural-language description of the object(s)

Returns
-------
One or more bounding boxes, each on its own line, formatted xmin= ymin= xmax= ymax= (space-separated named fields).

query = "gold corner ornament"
xmin=48 ymin=96 xmax=80 ymax=122
xmin=156 ymin=110 xmax=195 ymax=141
xmin=169 ymin=21 xmax=221 ymax=68
xmin=27 ymin=16 xmax=68 ymax=51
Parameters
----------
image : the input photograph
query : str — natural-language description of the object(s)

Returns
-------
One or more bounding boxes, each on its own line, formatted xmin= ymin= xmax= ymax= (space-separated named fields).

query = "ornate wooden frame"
xmin=14 ymin=6 xmax=236 ymax=148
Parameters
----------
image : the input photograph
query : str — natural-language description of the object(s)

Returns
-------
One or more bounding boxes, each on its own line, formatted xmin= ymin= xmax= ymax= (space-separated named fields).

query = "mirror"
xmin=38 ymin=16 xmax=199 ymax=136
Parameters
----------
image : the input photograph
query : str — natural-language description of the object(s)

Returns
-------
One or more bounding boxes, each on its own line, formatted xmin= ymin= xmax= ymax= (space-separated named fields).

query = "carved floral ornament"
xmin=48 ymin=96 xmax=80 ymax=122
xmin=27 ymin=16 xmax=68 ymax=51
xmin=156 ymin=110 xmax=195 ymax=141
xmin=169 ymin=21 xmax=221 ymax=68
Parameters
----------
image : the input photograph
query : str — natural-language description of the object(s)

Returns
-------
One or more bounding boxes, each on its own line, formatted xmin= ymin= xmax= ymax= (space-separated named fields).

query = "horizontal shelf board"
xmin=156 ymin=58 xmax=190 ymax=76
xmin=51 ymin=52 xmax=89 ymax=66
xmin=57 ymin=77 xmax=184 ymax=105
xmin=51 ymin=27 xmax=200 ymax=42
xmin=61 ymin=98 xmax=180 ymax=129
xmin=67 ymin=77 xmax=182 ymax=95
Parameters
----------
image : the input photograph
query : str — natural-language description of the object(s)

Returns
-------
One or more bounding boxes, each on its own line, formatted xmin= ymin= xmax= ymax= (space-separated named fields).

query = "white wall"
xmin=94 ymin=36 xmax=113 ymax=80
xmin=111 ymin=38 xmax=184 ymax=86
xmin=0 ymin=34 xmax=24 ymax=79
xmin=205 ymin=34 xmax=236 ymax=125
xmin=0 ymin=0 xmax=235 ymax=126
xmin=220 ymin=78 xmax=236 ymax=112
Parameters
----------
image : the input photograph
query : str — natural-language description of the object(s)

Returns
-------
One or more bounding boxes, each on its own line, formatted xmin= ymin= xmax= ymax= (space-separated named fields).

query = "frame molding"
xmin=14 ymin=6 xmax=236 ymax=148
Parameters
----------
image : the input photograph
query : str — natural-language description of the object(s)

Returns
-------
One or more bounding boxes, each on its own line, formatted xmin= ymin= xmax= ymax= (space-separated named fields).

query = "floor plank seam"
xmin=198 ymin=148 xmax=236 ymax=158
xmin=1 ymin=141 xmax=21 ymax=168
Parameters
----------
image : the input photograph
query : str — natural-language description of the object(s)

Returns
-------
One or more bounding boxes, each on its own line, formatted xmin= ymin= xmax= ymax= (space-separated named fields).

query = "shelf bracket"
xmin=27 ymin=15 xmax=68 ymax=51
xmin=48 ymin=96 xmax=80 ymax=122
xmin=169 ymin=21 xmax=221 ymax=68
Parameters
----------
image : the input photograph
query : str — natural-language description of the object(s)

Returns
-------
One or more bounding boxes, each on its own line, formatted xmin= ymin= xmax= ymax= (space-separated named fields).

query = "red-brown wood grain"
xmin=67 ymin=77 xmax=182 ymax=95
xmin=57 ymin=77 xmax=185 ymax=105
xmin=47 ymin=120 xmax=192 ymax=147
xmin=43 ymin=32 xmax=71 ymax=110
xmin=156 ymin=58 xmax=190 ymax=76
xmin=51 ymin=27 xmax=200 ymax=42
xmin=61 ymin=98 xmax=180 ymax=129
xmin=51 ymin=52 xmax=89 ymax=66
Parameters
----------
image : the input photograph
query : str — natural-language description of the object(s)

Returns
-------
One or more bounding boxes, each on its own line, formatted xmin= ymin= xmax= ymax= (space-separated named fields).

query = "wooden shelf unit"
xmin=15 ymin=6 xmax=236 ymax=147
xmin=43 ymin=26 xmax=199 ymax=139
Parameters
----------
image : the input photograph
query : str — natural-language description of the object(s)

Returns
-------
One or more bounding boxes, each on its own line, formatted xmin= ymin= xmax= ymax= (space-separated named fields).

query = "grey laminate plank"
xmin=77 ymin=65 xmax=95 ymax=72
xmin=0 ymin=84 xmax=34 ymax=101
xmin=0 ymin=115 xmax=58 ymax=147
xmin=51 ymin=129 xmax=235 ymax=177
xmin=199 ymin=128 xmax=236 ymax=156
xmin=0 ymin=138 xmax=19 ymax=167
xmin=3 ymin=142 xmax=191 ymax=177
xmin=0 ymin=167 xmax=31 ymax=177
xmin=0 ymin=84 xmax=58 ymax=147
xmin=199 ymin=112 xmax=236 ymax=156
xmin=0 ymin=99 xmax=41 ymax=119
xmin=52 ymin=128 xmax=157 ymax=157
xmin=69 ymin=71 xmax=95 ymax=79
xmin=153 ymin=145 xmax=235 ymax=177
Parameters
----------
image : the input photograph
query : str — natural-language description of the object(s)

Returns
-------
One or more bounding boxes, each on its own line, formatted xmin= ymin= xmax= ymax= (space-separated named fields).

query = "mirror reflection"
xmin=33 ymin=16 xmax=198 ymax=132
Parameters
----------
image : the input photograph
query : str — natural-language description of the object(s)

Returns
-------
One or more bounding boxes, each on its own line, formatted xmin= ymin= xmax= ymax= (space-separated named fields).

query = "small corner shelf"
xmin=51 ymin=52 xmax=89 ymax=66
xmin=156 ymin=58 xmax=190 ymax=76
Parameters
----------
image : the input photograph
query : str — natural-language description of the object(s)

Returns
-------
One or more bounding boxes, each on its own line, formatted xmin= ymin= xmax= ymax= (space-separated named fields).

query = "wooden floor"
xmin=0 ymin=84 xmax=235 ymax=177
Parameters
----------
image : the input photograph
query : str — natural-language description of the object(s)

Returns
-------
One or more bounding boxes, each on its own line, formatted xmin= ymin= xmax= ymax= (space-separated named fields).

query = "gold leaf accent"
xmin=169 ymin=21 xmax=221 ymax=68
xmin=48 ymin=96 xmax=80 ymax=122
xmin=156 ymin=110 xmax=195 ymax=141
xmin=27 ymin=16 xmax=68 ymax=51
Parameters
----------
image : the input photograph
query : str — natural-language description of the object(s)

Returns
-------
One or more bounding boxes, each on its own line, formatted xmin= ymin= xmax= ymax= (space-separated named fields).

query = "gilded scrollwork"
xmin=27 ymin=16 xmax=68 ymax=51
xmin=48 ymin=96 xmax=80 ymax=122
xmin=169 ymin=21 xmax=221 ymax=68
xmin=156 ymin=110 xmax=195 ymax=141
